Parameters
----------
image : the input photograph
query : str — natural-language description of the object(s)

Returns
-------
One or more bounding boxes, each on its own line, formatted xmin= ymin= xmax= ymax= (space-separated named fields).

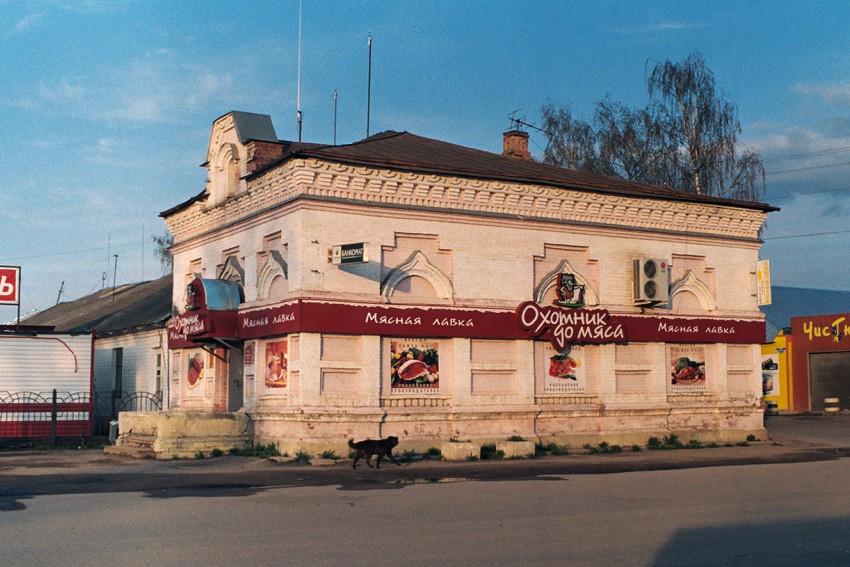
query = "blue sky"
xmin=2 ymin=0 xmax=850 ymax=318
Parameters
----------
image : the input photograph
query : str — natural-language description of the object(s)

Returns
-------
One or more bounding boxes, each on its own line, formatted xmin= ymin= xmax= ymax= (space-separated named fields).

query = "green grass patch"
xmin=228 ymin=443 xmax=281 ymax=458
xmin=536 ymin=442 xmax=570 ymax=456
xmin=294 ymin=450 xmax=312 ymax=464
xmin=480 ymin=444 xmax=505 ymax=460
xmin=585 ymin=441 xmax=623 ymax=454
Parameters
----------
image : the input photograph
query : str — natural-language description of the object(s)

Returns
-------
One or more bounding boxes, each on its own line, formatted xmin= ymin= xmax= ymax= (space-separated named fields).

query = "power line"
xmin=762 ymin=145 xmax=850 ymax=163
xmin=768 ymin=159 xmax=850 ymax=176
xmin=764 ymin=229 xmax=850 ymax=241
xmin=767 ymin=184 xmax=850 ymax=201
xmin=0 ymin=240 xmax=143 ymax=263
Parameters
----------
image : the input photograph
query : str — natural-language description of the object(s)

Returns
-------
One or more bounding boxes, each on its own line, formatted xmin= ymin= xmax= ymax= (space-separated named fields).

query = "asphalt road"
xmin=0 ymin=414 xmax=848 ymax=566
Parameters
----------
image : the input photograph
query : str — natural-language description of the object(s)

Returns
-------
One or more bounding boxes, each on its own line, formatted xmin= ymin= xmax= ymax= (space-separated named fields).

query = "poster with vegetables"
xmin=187 ymin=352 xmax=205 ymax=390
xmin=669 ymin=345 xmax=706 ymax=392
xmin=265 ymin=340 xmax=288 ymax=388
xmin=391 ymin=339 xmax=439 ymax=392
xmin=544 ymin=344 xmax=585 ymax=393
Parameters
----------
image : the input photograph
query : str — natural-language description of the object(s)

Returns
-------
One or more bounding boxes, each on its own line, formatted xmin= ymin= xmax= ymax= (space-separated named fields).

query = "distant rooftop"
xmin=23 ymin=275 xmax=172 ymax=337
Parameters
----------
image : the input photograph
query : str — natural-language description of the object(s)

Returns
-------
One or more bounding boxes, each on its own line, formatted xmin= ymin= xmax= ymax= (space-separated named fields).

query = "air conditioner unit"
xmin=634 ymin=258 xmax=669 ymax=304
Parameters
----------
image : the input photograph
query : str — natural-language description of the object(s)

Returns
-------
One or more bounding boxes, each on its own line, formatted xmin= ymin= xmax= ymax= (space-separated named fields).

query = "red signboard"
xmin=0 ymin=266 xmax=20 ymax=305
xmin=168 ymin=299 xmax=765 ymax=349
xmin=167 ymin=309 xmax=238 ymax=348
xmin=789 ymin=312 xmax=850 ymax=411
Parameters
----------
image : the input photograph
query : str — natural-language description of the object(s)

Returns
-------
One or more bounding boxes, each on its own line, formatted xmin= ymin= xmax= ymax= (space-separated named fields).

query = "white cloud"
xmin=617 ymin=20 xmax=702 ymax=34
xmin=37 ymin=78 xmax=85 ymax=102
xmin=10 ymin=12 xmax=43 ymax=34
xmin=794 ymin=82 xmax=850 ymax=106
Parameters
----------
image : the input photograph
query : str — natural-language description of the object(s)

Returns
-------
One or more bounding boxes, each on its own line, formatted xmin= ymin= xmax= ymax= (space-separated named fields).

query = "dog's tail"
xmin=348 ymin=438 xmax=355 ymax=448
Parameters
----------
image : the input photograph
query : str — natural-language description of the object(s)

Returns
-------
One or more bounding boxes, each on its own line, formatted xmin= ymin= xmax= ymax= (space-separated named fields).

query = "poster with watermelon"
xmin=390 ymin=339 xmax=439 ymax=393
xmin=544 ymin=344 xmax=585 ymax=393
xmin=669 ymin=345 xmax=707 ymax=393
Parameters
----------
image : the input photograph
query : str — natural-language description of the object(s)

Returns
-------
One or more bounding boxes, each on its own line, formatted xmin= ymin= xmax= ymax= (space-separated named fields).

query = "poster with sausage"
xmin=543 ymin=344 xmax=585 ymax=393
xmin=390 ymin=339 xmax=439 ymax=393
xmin=669 ymin=345 xmax=706 ymax=392
xmin=264 ymin=340 xmax=288 ymax=388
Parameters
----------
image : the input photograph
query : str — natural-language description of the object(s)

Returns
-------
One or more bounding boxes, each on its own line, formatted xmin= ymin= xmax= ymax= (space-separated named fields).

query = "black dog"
xmin=348 ymin=436 xmax=400 ymax=469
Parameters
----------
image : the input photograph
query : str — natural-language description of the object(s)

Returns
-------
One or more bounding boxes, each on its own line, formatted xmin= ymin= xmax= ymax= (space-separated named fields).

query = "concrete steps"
xmin=104 ymin=434 xmax=155 ymax=459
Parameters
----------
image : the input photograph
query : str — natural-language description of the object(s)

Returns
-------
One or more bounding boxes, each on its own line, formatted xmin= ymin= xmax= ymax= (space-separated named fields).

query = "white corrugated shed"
xmin=0 ymin=333 xmax=93 ymax=393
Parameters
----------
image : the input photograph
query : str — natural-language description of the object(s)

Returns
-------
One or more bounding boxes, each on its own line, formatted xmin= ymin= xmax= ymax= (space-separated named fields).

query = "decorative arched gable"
xmin=256 ymin=250 xmax=288 ymax=300
xmin=535 ymin=260 xmax=599 ymax=306
xmin=381 ymin=251 xmax=454 ymax=302
xmin=213 ymin=142 xmax=241 ymax=201
xmin=670 ymin=270 xmax=715 ymax=312
xmin=218 ymin=255 xmax=245 ymax=284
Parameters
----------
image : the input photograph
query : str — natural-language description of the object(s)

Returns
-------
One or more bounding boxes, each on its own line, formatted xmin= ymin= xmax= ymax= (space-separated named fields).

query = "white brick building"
xmin=154 ymin=111 xmax=774 ymax=455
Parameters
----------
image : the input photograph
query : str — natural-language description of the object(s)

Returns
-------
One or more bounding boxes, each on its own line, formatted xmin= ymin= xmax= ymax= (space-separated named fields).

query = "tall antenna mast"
xmin=296 ymin=0 xmax=303 ymax=142
xmin=366 ymin=34 xmax=372 ymax=138
xmin=333 ymin=89 xmax=338 ymax=145
xmin=112 ymin=255 xmax=118 ymax=302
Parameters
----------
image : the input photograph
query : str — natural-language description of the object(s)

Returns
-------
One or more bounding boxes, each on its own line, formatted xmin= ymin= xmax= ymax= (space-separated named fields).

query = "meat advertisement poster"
xmin=390 ymin=339 xmax=439 ymax=393
xmin=186 ymin=351 xmax=205 ymax=392
xmin=543 ymin=344 xmax=585 ymax=394
xmin=264 ymin=340 xmax=288 ymax=388
xmin=669 ymin=345 xmax=706 ymax=392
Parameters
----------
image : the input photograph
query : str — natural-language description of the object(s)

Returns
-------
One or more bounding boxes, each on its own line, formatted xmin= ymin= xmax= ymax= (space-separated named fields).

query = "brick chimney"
xmin=503 ymin=130 xmax=531 ymax=160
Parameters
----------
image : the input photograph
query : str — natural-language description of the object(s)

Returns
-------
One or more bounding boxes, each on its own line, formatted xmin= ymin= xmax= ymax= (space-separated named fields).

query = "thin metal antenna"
xmin=105 ymin=234 xmax=110 ymax=289
xmin=112 ymin=255 xmax=118 ymax=302
xmin=297 ymin=0 xmax=303 ymax=142
xmin=56 ymin=281 xmax=64 ymax=305
xmin=366 ymin=34 xmax=372 ymax=138
xmin=333 ymin=89 xmax=338 ymax=145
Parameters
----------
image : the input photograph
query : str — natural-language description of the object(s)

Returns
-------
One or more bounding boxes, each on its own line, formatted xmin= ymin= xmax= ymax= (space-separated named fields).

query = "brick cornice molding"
xmin=165 ymin=158 xmax=767 ymax=243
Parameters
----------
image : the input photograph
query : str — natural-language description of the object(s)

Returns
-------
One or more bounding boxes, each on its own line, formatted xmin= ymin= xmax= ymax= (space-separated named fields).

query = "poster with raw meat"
xmin=186 ymin=351 xmax=205 ymax=391
xmin=543 ymin=344 xmax=585 ymax=393
xmin=669 ymin=345 xmax=706 ymax=392
xmin=761 ymin=354 xmax=779 ymax=396
xmin=390 ymin=339 xmax=439 ymax=393
xmin=264 ymin=340 xmax=288 ymax=388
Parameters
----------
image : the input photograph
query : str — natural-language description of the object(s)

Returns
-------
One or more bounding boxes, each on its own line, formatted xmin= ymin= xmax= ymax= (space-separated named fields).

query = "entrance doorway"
xmin=227 ymin=343 xmax=245 ymax=411
xmin=808 ymin=352 xmax=850 ymax=411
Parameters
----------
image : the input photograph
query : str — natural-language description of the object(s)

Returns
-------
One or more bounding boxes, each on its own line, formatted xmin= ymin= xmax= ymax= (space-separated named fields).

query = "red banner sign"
xmin=516 ymin=301 xmax=627 ymax=350
xmin=168 ymin=300 xmax=765 ymax=349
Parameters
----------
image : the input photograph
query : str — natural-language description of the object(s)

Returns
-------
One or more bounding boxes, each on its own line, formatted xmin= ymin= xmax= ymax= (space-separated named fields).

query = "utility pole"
xmin=56 ymin=281 xmax=64 ymax=305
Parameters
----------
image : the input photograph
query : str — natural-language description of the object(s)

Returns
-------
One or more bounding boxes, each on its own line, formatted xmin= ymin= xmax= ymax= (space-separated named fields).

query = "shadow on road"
xmin=652 ymin=514 xmax=850 ymax=566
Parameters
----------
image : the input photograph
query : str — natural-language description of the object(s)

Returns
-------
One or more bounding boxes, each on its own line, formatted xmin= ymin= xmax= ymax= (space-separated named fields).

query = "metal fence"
xmin=0 ymin=390 xmax=163 ymax=442
xmin=92 ymin=390 xmax=164 ymax=436
xmin=0 ymin=390 xmax=91 ymax=443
